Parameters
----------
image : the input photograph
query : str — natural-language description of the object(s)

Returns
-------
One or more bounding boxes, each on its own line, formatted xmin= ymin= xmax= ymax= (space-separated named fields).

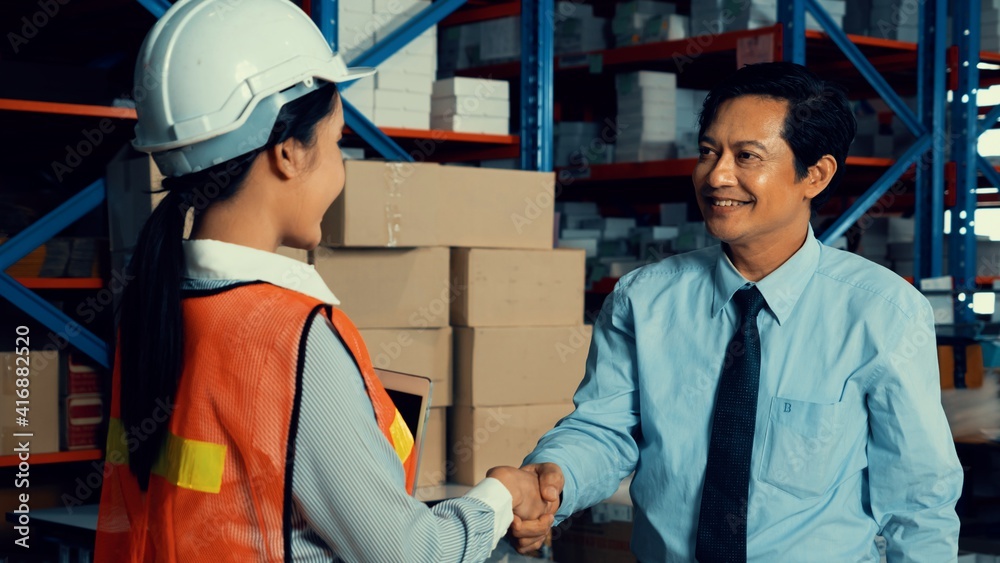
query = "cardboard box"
xmin=1 ymin=352 xmax=60 ymax=455
xmin=454 ymin=325 xmax=591 ymax=407
xmin=106 ymin=149 xmax=166 ymax=253
xmin=321 ymin=161 xmax=555 ymax=250
xmin=360 ymin=327 xmax=452 ymax=407
xmin=313 ymin=246 xmax=450 ymax=328
xmin=448 ymin=403 xmax=573 ymax=485
xmin=417 ymin=407 xmax=446 ymax=487
xmin=939 ymin=344 xmax=985 ymax=389
xmin=62 ymin=393 xmax=103 ymax=450
xmin=451 ymin=248 xmax=585 ymax=327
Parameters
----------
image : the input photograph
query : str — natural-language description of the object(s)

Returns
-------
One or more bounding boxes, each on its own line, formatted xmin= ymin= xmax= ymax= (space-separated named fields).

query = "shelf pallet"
xmin=0 ymin=450 xmax=102 ymax=468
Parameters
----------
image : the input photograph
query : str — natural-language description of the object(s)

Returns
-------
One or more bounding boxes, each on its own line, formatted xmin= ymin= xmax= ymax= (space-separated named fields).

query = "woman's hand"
xmin=486 ymin=466 xmax=551 ymax=521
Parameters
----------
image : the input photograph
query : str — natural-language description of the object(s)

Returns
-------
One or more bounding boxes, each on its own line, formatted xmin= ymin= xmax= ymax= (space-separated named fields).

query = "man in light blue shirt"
xmin=507 ymin=62 xmax=963 ymax=561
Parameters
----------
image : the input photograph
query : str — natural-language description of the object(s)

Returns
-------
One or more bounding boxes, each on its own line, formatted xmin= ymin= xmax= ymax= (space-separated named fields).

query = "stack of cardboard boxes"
xmin=613 ymin=0 xmax=687 ymax=47
xmin=450 ymin=246 xmax=589 ymax=485
xmin=314 ymin=160 xmax=590 ymax=488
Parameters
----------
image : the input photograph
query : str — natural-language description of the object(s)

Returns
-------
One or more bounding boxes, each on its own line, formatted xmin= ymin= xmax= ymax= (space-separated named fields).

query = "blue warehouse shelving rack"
xmin=0 ymin=0 xmax=550 ymax=374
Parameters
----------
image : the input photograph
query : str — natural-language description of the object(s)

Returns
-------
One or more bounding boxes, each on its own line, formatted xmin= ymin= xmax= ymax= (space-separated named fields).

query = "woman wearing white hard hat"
xmin=95 ymin=0 xmax=550 ymax=560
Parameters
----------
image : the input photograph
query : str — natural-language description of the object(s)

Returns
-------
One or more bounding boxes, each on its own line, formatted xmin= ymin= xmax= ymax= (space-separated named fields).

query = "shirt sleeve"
xmin=291 ymin=315 xmax=512 ymax=562
xmin=522 ymin=287 xmax=642 ymax=522
xmin=866 ymin=299 xmax=963 ymax=562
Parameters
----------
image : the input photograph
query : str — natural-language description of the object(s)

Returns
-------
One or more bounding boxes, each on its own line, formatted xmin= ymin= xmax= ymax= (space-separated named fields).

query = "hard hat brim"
xmin=338 ymin=67 xmax=377 ymax=83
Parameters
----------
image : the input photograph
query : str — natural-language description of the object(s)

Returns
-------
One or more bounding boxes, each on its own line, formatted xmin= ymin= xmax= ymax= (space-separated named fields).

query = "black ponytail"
xmin=117 ymin=82 xmax=339 ymax=490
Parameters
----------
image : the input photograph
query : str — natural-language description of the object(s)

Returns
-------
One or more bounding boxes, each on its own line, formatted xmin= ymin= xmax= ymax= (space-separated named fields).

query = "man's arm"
xmin=867 ymin=300 xmax=963 ymax=562
xmin=521 ymin=286 xmax=642 ymax=521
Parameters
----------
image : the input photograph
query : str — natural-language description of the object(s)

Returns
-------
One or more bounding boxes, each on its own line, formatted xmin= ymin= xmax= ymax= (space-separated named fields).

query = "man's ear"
xmin=805 ymin=154 xmax=837 ymax=200
xmin=269 ymin=138 xmax=309 ymax=180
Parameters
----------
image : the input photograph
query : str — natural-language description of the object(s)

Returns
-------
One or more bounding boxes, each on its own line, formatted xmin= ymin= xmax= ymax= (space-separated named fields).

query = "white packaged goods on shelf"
xmin=374 ymin=108 xmax=430 ymax=129
xmin=639 ymin=14 xmax=690 ymax=43
xmin=615 ymin=122 xmax=677 ymax=142
xmin=616 ymin=70 xmax=677 ymax=92
xmin=558 ymin=202 xmax=600 ymax=215
xmin=431 ymin=114 xmax=508 ymax=135
xmin=343 ymin=81 xmax=376 ymax=121
xmin=603 ymin=218 xmax=637 ymax=239
xmin=561 ymin=228 xmax=603 ymax=240
xmin=379 ymin=52 xmax=437 ymax=77
xmin=342 ymin=147 xmax=366 ymax=160
xmin=433 ymin=77 xmax=510 ymax=100
xmin=691 ymin=0 xmax=844 ymax=33
xmin=480 ymin=17 xmax=521 ymax=61
xmin=615 ymin=141 xmax=675 ymax=162
xmin=375 ymin=89 xmax=432 ymax=113
xmin=558 ymin=238 xmax=599 ymax=257
xmin=376 ymin=70 xmax=434 ymax=94
xmin=431 ymin=96 xmax=510 ymax=119
xmin=660 ymin=203 xmax=687 ymax=226
xmin=557 ymin=14 xmax=609 ymax=53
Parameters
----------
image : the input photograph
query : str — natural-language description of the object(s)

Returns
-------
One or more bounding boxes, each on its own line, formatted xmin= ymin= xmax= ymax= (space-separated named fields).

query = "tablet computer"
xmin=375 ymin=368 xmax=433 ymax=494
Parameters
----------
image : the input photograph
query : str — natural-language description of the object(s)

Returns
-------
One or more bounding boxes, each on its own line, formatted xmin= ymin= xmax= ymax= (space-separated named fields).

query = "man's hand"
xmin=510 ymin=463 xmax=564 ymax=554
xmin=485 ymin=466 xmax=549 ymax=520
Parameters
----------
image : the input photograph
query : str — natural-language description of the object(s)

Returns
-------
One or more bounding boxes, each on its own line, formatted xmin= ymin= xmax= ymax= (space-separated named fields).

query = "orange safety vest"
xmin=95 ymin=282 xmax=417 ymax=562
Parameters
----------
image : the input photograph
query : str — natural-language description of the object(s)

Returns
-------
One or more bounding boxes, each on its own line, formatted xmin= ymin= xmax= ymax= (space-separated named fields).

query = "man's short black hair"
xmin=697 ymin=62 xmax=857 ymax=209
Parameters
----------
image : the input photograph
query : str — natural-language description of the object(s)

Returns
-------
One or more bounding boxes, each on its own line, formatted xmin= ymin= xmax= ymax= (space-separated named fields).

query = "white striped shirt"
xmin=181 ymin=239 xmax=513 ymax=562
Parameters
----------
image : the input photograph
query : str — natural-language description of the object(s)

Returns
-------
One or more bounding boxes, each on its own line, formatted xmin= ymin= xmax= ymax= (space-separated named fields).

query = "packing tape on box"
xmin=384 ymin=162 xmax=406 ymax=247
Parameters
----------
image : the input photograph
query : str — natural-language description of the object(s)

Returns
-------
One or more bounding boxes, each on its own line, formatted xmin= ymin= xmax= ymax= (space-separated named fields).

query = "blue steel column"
xmin=950 ymin=0 xmax=980 ymax=324
xmin=778 ymin=0 xmax=806 ymax=64
xmin=0 ymin=181 xmax=111 ymax=368
xmin=913 ymin=0 xmax=946 ymax=284
xmin=520 ymin=0 xmax=554 ymax=171
xmin=311 ymin=0 xmax=337 ymax=52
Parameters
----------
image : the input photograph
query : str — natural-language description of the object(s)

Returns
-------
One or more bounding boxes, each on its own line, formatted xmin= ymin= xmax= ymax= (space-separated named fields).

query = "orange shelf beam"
xmin=440 ymin=2 xmax=519 ymax=27
xmin=0 ymin=449 xmax=102 ymax=468
xmin=345 ymin=126 xmax=517 ymax=145
xmin=803 ymin=29 xmax=918 ymax=51
xmin=14 ymin=277 xmax=104 ymax=290
xmin=0 ymin=98 xmax=137 ymax=120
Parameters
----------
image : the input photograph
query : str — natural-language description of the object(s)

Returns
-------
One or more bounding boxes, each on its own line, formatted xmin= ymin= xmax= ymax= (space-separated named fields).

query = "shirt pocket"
xmin=758 ymin=396 xmax=849 ymax=499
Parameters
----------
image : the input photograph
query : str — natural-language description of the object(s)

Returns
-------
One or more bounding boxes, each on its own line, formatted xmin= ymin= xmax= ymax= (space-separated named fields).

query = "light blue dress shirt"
xmin=524 ymin=226 xmax=963 ymax=562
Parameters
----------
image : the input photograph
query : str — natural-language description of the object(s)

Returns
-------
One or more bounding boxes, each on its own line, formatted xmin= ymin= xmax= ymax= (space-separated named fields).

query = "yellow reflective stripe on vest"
xmin=105 ymin=417 xmax=130 ymax=465
xmin=152 ymin=432 xmax=226 ymax=494
xmin=388 ymin=409 xmax=414 ymax=463
xmin=104 ymin=418 xmax=226 ymax=494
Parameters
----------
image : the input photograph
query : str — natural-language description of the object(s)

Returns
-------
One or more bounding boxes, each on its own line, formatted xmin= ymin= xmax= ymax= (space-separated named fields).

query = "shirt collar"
xmin=711 ymin=224 xmax=820 ymax=325
xmin=182 ymin=239 xmax=340 ymax=305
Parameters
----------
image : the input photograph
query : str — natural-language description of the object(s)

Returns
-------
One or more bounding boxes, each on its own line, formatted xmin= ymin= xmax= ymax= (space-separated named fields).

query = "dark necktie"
xmin=696 ymin=285 xmax=766 ymax=563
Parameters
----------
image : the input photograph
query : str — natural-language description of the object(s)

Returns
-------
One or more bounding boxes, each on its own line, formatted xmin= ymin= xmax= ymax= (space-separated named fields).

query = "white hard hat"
xmin=132 ymin=0 xmax=374 ymax=177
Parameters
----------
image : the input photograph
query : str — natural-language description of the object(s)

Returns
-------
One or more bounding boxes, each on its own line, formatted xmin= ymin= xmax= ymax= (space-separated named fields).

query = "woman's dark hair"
xmin=698 ymin=61 xmax=857 ymax=209
xmin=118 ymin=82 xmax=339 ymax=490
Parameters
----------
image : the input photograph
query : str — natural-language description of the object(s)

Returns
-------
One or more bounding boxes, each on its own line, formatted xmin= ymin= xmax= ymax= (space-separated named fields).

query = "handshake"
xmin=486 ymin=463 xmax=564 ymax=554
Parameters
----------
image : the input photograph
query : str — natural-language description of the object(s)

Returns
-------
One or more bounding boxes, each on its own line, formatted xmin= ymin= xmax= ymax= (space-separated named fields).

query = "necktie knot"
xmin=733 ymin=286 xmax=765 ymax=321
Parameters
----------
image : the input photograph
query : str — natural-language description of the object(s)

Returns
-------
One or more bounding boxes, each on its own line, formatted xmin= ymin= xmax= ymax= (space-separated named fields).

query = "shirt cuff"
xmin=465 ymin=477 xmax=514 ymax=549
